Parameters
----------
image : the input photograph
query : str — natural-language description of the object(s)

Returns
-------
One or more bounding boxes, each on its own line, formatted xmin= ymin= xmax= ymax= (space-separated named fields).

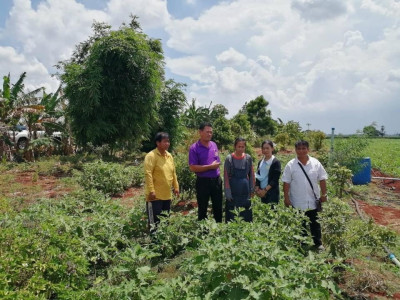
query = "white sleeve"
xmin=317 ymin=161 xmax=328 ymax=180
xmin=281 ymin=163 xmax=292 ymax=183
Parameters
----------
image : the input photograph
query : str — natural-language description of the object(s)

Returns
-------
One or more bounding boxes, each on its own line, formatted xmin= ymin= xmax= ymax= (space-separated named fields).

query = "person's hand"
xmin=284 ymin=198 xmax=291 ymax=207
xmin=149 ymin=192 xmax=156 ymax=201
xmin=320 ymin=195 xmax=328 ymax=202
xmin=258 ymin=189 xmax=267 ymax=198
xmin=209 ymin=160 xmax=220 ymax=169
xmin=174 ymin=189 xmax=180 ymax=197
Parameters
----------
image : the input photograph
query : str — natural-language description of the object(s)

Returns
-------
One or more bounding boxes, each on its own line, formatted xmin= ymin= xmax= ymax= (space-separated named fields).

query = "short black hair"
xmin=295 ymin=140 xmax=309 ymax=149
xmin=199 ymin=122 xmax=212 ymax=130
xmin=234 ymin=137 xmax=246 ymax=147
xmin=261 ymin=140 xmax=274 ymax=148
xmin=155 ymin=132 xmax=169 ymax=144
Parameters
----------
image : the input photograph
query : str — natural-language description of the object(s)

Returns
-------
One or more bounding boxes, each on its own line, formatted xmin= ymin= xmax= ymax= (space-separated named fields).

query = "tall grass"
xmin=365 ymin=139 xmax=400 ymax=177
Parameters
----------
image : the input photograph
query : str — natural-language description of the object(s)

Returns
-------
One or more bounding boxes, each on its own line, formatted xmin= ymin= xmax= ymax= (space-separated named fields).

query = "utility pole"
xmin=306 ymin=123 xmax=311 ymax=131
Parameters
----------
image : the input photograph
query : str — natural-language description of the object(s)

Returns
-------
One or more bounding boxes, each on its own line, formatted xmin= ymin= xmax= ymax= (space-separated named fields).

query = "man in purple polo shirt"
xmin=189 ymin=122 xmax=223 ymax=222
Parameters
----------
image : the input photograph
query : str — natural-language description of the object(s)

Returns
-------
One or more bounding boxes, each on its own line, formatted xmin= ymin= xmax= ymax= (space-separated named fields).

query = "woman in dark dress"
xmin=224 ymin=138 xmax=255 ymax=222
xmin=255 ymin=140 xmax=281 ymax=205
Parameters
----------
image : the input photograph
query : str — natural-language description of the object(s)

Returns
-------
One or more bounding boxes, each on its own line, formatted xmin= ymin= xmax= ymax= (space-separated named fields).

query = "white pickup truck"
xmin=7 ymin=125 xmax=62 ymax=150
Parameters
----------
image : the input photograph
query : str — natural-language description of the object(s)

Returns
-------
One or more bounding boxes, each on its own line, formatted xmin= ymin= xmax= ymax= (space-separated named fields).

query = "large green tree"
xmin=231 ymin=113 xmax=255 ymax=143
xmin=210 ymin=104 xmax=228 ymax=120
xmin=212 ymin=117 xmax=234 ymax=150
xmin=362 ymin=122 xmax=380 ymax=137
xmin=142 ymin=79 xmax=187 ymax=152
xmin=241 ymin=95 xmax=276 ymax=136
xmin=60 ymin=19 xmax=164 ymax=150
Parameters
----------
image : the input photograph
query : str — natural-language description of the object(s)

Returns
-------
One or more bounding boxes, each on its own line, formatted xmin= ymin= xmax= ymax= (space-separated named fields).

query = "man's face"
xmin=295 ymin=145 xmax=309 ymax=158
xmin=199 ymin=126 xmax=213 ymax=142
xmin=156 ymin=138 xmax=170 ymax=152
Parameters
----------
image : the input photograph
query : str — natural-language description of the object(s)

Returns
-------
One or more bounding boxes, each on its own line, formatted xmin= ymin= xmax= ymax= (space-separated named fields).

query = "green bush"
xmin=320 ymin=198 xmax=397 ymax=257
xmin=306 ymin=130 xmax=326 ymax=151
xmin=151 ymin=211 xmax=202 ymax=259
xmin=330 ymin=136 xmax=369 ymax=173
xmin=0 ymin=190 xmax=153 ymax=299
xmin=174 ymin=152 xmax=196 ymax=201
xmin=129 ymin=163 xmax=144 ymax=187
xmin=328 ymin=163 xmax=352 ymax=198
xmin=0 ymin=204 xmax=89 ymax=299
xmin=79 ymin=160 xmax=134 ymax=195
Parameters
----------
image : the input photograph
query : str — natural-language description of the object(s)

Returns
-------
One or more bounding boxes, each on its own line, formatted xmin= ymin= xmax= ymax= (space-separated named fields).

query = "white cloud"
xmin=106 ymin=0 xmax=170 ymax=28
xmin=344 ymin=30 xmax=365 ymax=47
xmin=0 ymin=46 xmax=59 ymax=92
xmin=166 ymin=55 xmax=208 ymax=79
xmin=5 ymin=0 xmax=109 ymax=67
xmin=388 ymin=69 xmax=400 ymax=82
xmin=216 ymin=47 xmax=247 ymax=66
xmin=291 ymin=0 xmax=348 ymax=21
xmin=361 ymin=0 xmax=400 ymax=17
xmin=1 ymin=0 xmax=399 ymax=134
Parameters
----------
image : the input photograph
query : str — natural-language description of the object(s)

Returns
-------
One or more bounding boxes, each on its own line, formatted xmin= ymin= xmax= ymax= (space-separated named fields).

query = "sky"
xmin=0 ymin=0 xmax=399 ymax=135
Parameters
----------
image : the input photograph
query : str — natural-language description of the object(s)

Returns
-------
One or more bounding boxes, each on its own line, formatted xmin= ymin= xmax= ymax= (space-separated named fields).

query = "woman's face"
xmin=262 ymin=143 xmax=273 ymax=158
xmin=235 ymin=141 xmax=246 ymax=155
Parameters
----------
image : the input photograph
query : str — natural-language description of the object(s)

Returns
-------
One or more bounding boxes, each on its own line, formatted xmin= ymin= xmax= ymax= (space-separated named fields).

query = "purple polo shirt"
xmin=189 ymin=140 xmax=221 ymax=178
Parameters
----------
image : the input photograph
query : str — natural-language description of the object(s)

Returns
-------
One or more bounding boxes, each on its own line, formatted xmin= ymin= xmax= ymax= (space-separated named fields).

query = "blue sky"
xmin=1 ymin=0 xmax=400 ymax=135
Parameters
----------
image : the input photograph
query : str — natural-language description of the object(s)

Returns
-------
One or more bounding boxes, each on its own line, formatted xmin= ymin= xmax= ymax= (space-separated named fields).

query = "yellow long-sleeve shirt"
xmin=144 ymin=148 xmax=179 ymax=201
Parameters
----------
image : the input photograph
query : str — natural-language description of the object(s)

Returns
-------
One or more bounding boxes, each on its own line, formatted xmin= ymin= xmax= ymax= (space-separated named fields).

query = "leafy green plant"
xmin=274 ymin=132 xmax=290 ymax=150
xmin=320 ymin=198 xmax=397 ymax=257
xmin=79 ymin=160 xmax=133 ymax=195
xmin=174 ymin=153 xmax=196 ymax=201
xmin=330 ymin=136 xmax=369 ymax=173
xmin=0 ymin=189 xmax=153 ymax=298
xmin=161 ymin=202 xmax=341 ymax=299
xmin=328 ymin=163 xmax=352 ymax=198
xmin=320 ymin=198 xmax=354 ymax=257
xmin=0 ymin=205 xmax=89 ymax=299
xmin=306 ymin=130 xmax=326 ymax=151
xmin=129 ymin=163 xmax=144 ymax=187
xmin=151 ymin=211 xmax=203 ymax=259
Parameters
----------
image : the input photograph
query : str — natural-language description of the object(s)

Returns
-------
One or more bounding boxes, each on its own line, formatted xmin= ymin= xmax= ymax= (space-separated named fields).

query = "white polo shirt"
xmin=282 ymin=156 xmax=328 ymax=210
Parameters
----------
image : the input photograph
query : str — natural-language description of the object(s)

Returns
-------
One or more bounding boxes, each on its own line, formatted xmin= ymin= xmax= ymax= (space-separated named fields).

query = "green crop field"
xmin=365 ymin=139 xmax=400 ymax=177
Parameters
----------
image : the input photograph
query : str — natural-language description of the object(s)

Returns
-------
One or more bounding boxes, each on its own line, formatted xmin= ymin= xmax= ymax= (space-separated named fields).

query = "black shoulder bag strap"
xmin=297 ymin=162 xmax=318 ymax=201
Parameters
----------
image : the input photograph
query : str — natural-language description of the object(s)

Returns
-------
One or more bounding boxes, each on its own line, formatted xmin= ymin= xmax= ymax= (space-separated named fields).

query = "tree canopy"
xmin=60 ymin=19 xmax=164 ymax=150
xmin=363 ymin=122 xmax=381 ymax=137
xmin=241 ymin=95 xmax=276 ymax=136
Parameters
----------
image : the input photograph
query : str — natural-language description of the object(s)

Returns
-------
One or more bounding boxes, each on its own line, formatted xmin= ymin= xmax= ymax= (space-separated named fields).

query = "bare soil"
xmin=351 ymin=169 xmax=400 ymax=233
xmin=372 ymin=169 xmax=400 ymax=194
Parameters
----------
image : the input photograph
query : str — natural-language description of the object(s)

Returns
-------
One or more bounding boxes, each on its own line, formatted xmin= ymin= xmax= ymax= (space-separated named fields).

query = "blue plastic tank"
xmin=352 ymin=157 xmax=371 ymax=185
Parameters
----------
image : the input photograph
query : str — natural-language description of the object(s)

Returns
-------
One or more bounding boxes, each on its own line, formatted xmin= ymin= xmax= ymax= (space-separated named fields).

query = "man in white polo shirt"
xmin=282 ymin=140 xmax=328 ymax=251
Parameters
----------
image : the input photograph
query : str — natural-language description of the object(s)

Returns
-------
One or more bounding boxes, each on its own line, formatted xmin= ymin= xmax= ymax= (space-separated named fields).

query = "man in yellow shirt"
xmin=144 ymin=132 xmax=179 ymax=231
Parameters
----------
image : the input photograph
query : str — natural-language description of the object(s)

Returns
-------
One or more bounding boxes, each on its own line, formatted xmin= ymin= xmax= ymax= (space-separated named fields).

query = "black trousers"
xmin=146 ymin=200 xmax=171 ymax=232
xmin=303 ymin=209 xmax=322 ymax=247
xmin=195 ymin=176 xmax=223 ymax=222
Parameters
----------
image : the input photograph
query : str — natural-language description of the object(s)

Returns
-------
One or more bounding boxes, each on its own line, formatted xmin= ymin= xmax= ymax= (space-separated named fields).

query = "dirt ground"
xmin=353 ymin=169 xmax=400 ymax=233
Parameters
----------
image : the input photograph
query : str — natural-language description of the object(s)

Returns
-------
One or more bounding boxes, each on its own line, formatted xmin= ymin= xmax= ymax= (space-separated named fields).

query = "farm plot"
xmin=1 ymin=153 xmax=400 ymax=299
